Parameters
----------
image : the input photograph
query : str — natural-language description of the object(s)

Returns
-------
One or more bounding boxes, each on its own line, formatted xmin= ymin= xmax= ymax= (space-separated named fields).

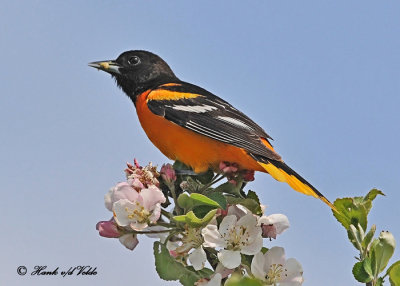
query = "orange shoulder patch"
xmin=146 ymin=84 xmax=203 ymax=101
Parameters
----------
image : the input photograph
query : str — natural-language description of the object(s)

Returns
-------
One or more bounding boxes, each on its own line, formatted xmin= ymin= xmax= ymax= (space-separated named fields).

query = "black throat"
xmin=114 ymin=74 xmax=179 ymax=106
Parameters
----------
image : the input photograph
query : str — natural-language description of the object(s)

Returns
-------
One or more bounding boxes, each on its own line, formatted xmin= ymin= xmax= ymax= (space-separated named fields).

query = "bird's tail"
xmin=251 ymin=154 xmax=335 ymax=210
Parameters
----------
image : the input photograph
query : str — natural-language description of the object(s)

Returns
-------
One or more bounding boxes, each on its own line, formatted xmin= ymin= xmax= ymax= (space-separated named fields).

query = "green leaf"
xmin=192 ymin=205 xmax=216 ymax=218
xmin=376 ymin=277 xmax=384 ymax=286
xmin=354 ymin=188 xmax=385 ymax=215
xmin=333 ymin=197 xmax=368 ymax=231
xmin=348 ymin=224 xmax=364 ymax=251
xmin=371 ymin=231 xmax=396 ymax=276
xmin=195 ymin=169 xmax=215 ymax=184
xmin=173 ymin=160 xmax=191 ymax=171
xmin=246 ymin=190 xmax=262 ymax=215
xmin=225 ymin=274 xmax=264 ymax=286
xmin=177 ymin=193 xmax=221 ymax=210
xmin=333 ymin=189 xmax=384 ymax=232
xmin=261 ymin=247 xmax=269 ymax=254
xmin=225 ymin=196 xmax=261 ymax=215
xmin=179 ymin=267 xmax=214 ymax=286
xmin=173 ymin=209 xmax=218 ymax=227
xmin=364 ymin=188 xmax=385 ymax=202
xmin=362 ymin=224 xmax=377 ymax=251
xmin=207 ymin=192 xmax=227 ymax=210
xmin=352 ymin=258 xmax=373 ymax=283
xmin=214 ymin=181 xmax=243 ymax=196
xmin=153 ymin=241 xmax=212 ymax=285
xmin=387 ymin=261 xmax=400 ymax=286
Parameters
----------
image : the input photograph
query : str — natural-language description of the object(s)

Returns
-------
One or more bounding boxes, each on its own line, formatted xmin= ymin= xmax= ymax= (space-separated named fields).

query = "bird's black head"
xmin=89 ymin=50 xmax=179 ymax=101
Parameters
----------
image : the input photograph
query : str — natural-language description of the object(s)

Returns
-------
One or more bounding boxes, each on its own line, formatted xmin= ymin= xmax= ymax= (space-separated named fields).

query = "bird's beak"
xmin=88 ymin=60 xmax=122 ymax=75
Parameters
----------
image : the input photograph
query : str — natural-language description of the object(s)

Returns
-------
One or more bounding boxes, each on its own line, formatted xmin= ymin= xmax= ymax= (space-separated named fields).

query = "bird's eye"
xmin=128 ymin=56 xmax=141 ymax=66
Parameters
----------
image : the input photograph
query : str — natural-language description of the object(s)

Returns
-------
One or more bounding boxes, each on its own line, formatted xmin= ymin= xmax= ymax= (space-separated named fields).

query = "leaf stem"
xmin=200 ymin=174 xmax=225 ymax=192
xmin=161 ymin=208 xmax=173 ymax=219
xmin=169 ymin=184 xmax=181 ymax=215
xmin=156 ymin=221 xmax=175 ymax=228
xmin=131 ymin=228 xmax=176 ymax=235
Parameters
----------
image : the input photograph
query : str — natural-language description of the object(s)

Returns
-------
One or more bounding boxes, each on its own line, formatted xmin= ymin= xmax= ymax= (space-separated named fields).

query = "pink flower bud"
xmin=96 ymin=220 xmax=121 ymax=238
xmin=219 ymin=161 xmax=238 ymax=174
xmin=261 ymin=223 xmax=278 ymax=239
xmin=160 ymin=163 xmax=176 ymax=184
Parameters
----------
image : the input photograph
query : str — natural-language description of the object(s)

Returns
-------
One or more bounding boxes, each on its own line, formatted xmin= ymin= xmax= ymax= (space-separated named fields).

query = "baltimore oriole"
xmin=89 ymin=50 xmax=334 ymax=209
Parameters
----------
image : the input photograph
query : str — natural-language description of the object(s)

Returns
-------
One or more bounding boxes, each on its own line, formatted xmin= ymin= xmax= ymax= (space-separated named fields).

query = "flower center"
xmin=184 ymin=227 xmax=204 ymax=246
xmin=225 ymin=225 xmax=249 ymax=250
xmin=177 ymin=227 xmax=204 ymax=253
xmin=125 ymin=202 xmax=150 ymax=223
xmin=265 ymin=263 xmax=288 ymax=285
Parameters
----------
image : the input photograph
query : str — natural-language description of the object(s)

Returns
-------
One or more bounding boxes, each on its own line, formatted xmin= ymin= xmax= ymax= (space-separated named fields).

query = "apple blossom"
xmin=202 ymin=214 xmax=263 ymax=269
xmin=167 ymin=227 xmax=207 ymax=271
xmin=259 ymin=214 xmax=290 ymax=239
xmin=251 ymin=247 xmax=303 ymax=286
xmin=113 ymin=185 xmax=166 ymax=230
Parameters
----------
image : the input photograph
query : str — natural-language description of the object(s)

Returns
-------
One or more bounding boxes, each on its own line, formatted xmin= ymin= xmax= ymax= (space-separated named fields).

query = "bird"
xmin=89 ymin=50 xmax=334 ymax=209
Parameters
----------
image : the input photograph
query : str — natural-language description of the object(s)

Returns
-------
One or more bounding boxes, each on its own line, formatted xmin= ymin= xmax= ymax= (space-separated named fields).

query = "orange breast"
xmin=135 ymin=90 xmax=265 ymax=173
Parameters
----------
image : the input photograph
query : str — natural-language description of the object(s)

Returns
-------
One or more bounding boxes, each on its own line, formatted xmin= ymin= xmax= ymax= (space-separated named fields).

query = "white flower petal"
xmin=189 ymin=246 xmax=207 ymax=271
xmin=219 ymin=215 xmax=237 ymax=237
xmin=260 ymin=204 xmax=267 ymax=214
xmin=215 ymin=263 xmax=234 ymax=279
xmin=129 ymin=221 xmax=148 ymax=231
xmin=113 ymin=199 xmax=136 ymax=227
xmin=237 ymin=213 xmax=258 ymax=229
xmin=112 ymin=182 xmax=139 ymax=202
xmin=202 ymin=225 xmax=226 ymax=248
xmin=207 ymin=273 xmax=222 ymax=286
xmin=264 ymin=247 xmax=286 ymax=271
xmin=118 ymin=234 xmax=139 ymax=250
xmin=251 ymin=252 xmax=267 ymax=281
xmin=148 ymin=203 xmax=162 ymax=224
xmin=259 ymin=214 xmax=290 ymax=235
xmin=195 ymin=273 xmax=222 ymax=286
xmin=217 ymin=249 xmax=241 ymax=269
xmin=242 ymin=219 xmax=262 ymax=245
xmin=227 ymin=204 xmax=249 ymax=218
xmin=104 ymin=188 xmax=113 ymax=211
xmin=280 ymin=258 xmax=304 ymax=285
xmin=241 ymin=233 xmax=263 ymax=255
xmin=140 ymin=186 xmax=166 ymax=210
xmin=166 ymin=239 xmax=180 ymax=251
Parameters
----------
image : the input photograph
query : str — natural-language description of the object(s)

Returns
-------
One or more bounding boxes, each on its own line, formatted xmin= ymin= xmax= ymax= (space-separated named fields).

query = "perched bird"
xmin=89 ymin=50 xmax=334 ymax=209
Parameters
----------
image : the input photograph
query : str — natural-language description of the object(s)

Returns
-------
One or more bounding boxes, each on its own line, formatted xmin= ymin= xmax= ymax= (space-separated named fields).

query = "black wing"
xmin=147 ymin=82 xmax=282 ymax=161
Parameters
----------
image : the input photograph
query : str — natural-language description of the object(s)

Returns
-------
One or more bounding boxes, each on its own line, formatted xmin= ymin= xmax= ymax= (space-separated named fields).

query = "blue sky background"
xmin=1 ymin=1 xmax=399 ymax=285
